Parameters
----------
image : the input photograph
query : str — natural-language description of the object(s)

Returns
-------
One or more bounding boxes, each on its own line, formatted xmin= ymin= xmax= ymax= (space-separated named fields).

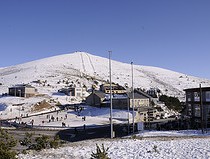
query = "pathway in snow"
xmin=85 ymin=53 xmax=95 ymax=73
xmin=80 ymin=53 xmax=86 ymax=72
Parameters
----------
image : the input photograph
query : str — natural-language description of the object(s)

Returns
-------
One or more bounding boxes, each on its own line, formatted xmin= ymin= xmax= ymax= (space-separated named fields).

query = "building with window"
xmin=127 ymin=89 xmax=152 ymax=109
xmin=86 ymin=91 xmax=106 ymax=107
xmin=58 ymin=86 xmax=87 ymax=98
xmin=9 ymin=84 xmax=37 ymax=98
xmin=100 ymin=83 xmax=127 ymax=94
xmin=184 ymin=87 xmax=210 ymax=129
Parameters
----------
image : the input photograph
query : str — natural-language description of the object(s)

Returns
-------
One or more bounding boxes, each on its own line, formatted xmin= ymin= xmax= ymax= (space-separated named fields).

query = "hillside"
xmin=0 ymin=51 xmax=210 ymax=99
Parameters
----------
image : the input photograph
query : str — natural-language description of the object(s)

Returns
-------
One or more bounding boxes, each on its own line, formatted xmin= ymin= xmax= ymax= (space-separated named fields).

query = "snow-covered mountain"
xmin=0 ymin=51 xmax=209 ymax=99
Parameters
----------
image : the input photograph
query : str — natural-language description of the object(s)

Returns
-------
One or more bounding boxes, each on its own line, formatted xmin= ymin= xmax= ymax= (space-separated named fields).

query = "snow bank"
xmin=18 ymin=136 xmax=210 ymax=159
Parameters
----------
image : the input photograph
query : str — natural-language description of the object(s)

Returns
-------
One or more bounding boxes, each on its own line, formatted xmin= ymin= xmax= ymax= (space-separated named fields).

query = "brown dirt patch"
xmin=32 ymin=100 xmax=53 ymax=112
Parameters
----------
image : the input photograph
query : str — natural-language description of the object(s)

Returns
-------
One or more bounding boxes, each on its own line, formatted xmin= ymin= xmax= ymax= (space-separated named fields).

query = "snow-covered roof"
xmin=9 ymin=84 xmax=35 ymax=89
xmin=127 ymin=91 xmax=149 ymax=99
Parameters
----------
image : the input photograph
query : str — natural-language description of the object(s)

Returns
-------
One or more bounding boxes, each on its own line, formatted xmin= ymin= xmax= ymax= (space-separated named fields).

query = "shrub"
xmin=32 ymin=135 xmax=50 ymax=151
xmin=91 ymin=144 xmax=110 ymax=159
xmin=153 ymin=145 xmax=159 ymax=153
xmin=132 ymin=134 xmax=137 ymax=139
xmin=0 ymin=128 xmax=17 ymax=159
xmin=50 ymin=135 xmax=60 ymax=149
xmin=20 ymin=132 xmax=33 ymax=146
xmin=147 ymin=145 xmax=159 ymax=154
xmin=28 ymin=134 xmax=61 ymax=151
xmin=130 ymin=134 xmax=142 ymax=140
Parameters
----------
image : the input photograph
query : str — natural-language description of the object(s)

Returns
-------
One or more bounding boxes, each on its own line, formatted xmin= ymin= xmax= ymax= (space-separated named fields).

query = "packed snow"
xmin=17 ymin=130 xmax=210 ymax=159
xmin=0 ymin=95 xmax=132 ymax=128
xmin=17 ymin=105 xmax=132 ymax=128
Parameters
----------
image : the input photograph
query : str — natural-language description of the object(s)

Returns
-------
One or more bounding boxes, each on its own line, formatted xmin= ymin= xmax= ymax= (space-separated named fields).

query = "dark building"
xmin=86 ymin=91 xmax=128 ymax=109
xmin=86 ymin=91 xmax=106 ymax=107
xmin=184 ymin=87 xmax=210 ymax=129
xmin=85 ymin=89 xmax=152 ymax=110
xmin=9 ymin=84 xmax=37 ymax=98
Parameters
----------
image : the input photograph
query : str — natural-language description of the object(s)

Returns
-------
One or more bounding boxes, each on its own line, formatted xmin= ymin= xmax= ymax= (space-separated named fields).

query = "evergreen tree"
xmin=159 ymin=95 xmax=182 ymax=112
xmin=91 ymin=144 xmax=110 ymax=159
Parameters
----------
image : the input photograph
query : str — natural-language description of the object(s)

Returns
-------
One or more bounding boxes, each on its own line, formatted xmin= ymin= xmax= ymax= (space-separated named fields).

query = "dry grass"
xmin=32 ymin=100 xmax=53 ymax=112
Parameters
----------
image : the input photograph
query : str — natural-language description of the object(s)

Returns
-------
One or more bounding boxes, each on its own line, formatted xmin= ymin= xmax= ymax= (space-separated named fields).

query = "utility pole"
xmin=200 ymin=84 xmax=204 ymax=134
xmin=131 ymin=62 xmax=135 ymax=133
xmin=18 ymin=89 xmax=21 ymax=122
xmin=127 ymin=95 xmax=130 ymax=134
xmin=109 ymin=51 xmax=113 ymax=138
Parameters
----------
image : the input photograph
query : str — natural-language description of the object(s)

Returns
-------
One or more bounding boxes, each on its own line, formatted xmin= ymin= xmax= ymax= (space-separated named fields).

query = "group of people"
xmin=46 ymin=113 xmax=68 ymax=123
xmin=18 ymin=106 xmax=88 ymax=128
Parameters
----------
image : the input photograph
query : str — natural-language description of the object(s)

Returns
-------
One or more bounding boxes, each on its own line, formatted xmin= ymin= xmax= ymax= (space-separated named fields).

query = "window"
xmin=76 ymin=93 xmax=81 ymax=97
xmin=194 ymin=92 xmax=200 ymax=102
xmin=187 ymin=92 xmax=191 ymax=102
xmin=206 ymin=91 xmax=210 ymax=102
xmin=135 ymin=100 xmax=138 ymax=106
xmin=194 ymin=104 xmax=201 ymax=117
xmin=188 ymin=104 xmax=192 ymax=116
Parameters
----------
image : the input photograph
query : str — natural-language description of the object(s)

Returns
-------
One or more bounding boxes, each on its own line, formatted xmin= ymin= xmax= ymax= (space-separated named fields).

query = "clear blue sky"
xmin=0 ymin=0 xmax=210 ymax=79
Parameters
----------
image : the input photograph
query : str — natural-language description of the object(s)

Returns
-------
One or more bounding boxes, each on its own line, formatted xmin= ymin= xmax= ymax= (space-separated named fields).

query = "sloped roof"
xmin=101 ymin=83 xmax=126 ymax=90
xmin=127 ymin=89 xmax=152 ymax=99
xmin=94 ymin=91 xmax=106 ymax=99
xmin=135 ymin=89 xmax=152 ymax=98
